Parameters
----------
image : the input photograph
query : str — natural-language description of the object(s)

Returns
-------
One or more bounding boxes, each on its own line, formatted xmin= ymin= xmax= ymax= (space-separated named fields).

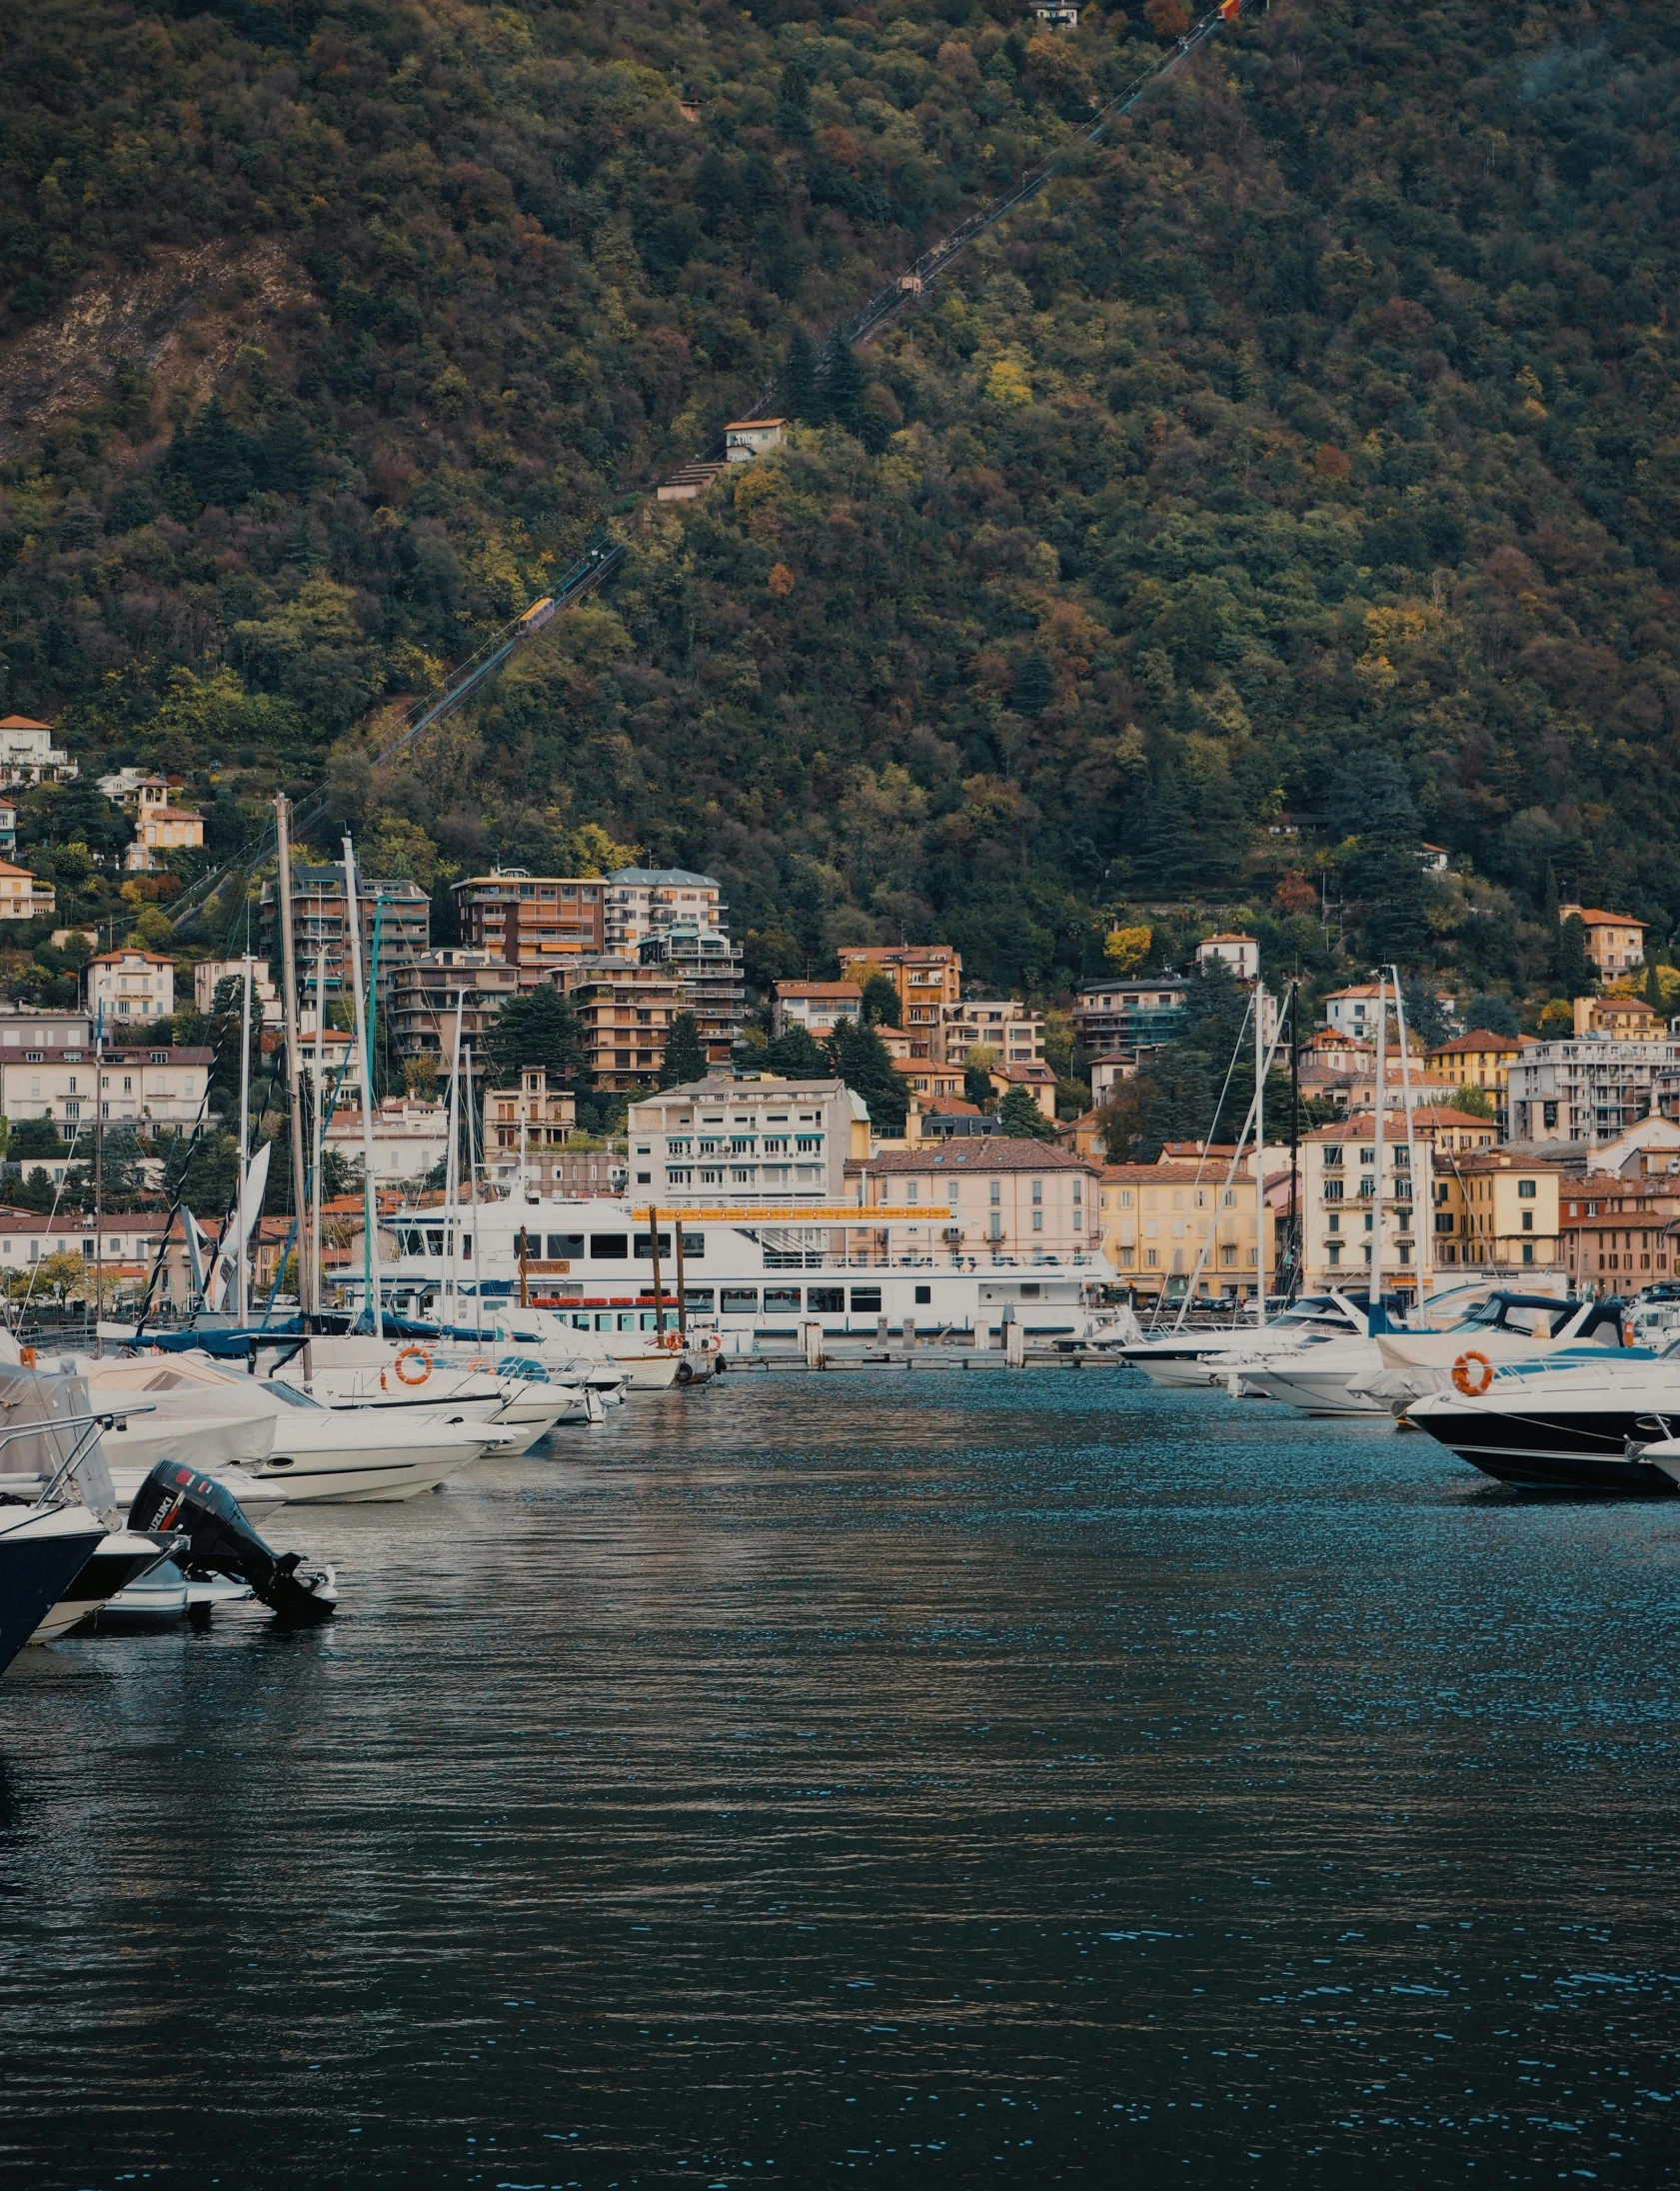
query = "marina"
xmin=5 ymin=1367 xmax=1680 ymax=2185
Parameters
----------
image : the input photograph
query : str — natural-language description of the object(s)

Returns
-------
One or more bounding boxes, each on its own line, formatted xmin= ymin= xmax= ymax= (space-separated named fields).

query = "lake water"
xmin=4 ymin=1369 xmax=1680 ymax=2187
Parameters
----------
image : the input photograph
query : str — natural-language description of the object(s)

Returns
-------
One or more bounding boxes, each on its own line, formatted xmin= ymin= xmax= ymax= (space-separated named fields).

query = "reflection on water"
xmin=3 ymin=1371 xmax=1680 ymax=2186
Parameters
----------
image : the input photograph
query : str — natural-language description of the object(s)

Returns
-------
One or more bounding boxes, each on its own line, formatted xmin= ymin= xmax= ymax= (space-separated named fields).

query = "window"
xmin=1119 ymin=1189 xmax=1133 ymax=1208
xmin=850 ymin=1287 xmax=882 ymax=1312
xmin=806 ymin=1286 xmax=843 ymax=1312
xmin=914 ymin=1284 xmax=930 ymax=1304
xmin=1327 ymin=1242 xmax=1341 ymax=1265
xmin=1323 ymin=1179 xmax=1343 ymax=1201
xmin=1518 ymin=1178 xmax=1537 ymax=1198
xmin=989 ymin=1180 xmax=1000 ymax=1204
xmin=546 ymin=1234 xmax=585 ymax=1259
xmin=1521 ymin=1211 xmax=1533 ymax=1231
xmin=721 ymin=1287 xmax=759 ymax=1312
xmin=590 ymin=1234 xmax=629 ymax=1259
xmin=1031 ymin=1179 xmax=1042 ymax=1204
xmin=988 ymin=1213 xmax=1001 ymax=1239
xmin=762 ymin=1286 xmax=801 ymax=1311
xmin=1031 ymin=1211 xmax=1043 ymax=1231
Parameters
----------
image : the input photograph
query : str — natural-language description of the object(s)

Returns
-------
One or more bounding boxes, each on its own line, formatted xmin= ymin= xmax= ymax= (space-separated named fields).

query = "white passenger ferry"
xmin=372 ymin=1195 xmax=1128 ymax=1353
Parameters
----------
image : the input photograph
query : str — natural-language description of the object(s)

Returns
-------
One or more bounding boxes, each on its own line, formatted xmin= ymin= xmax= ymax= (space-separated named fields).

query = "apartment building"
xmin=605 ymin=867 xmax=726 ymax=952
xmin=262 ymin=864 xmax=430 ymax=1010
xmin=1560 ymin=905 xmax=1647 ymax=975
xmin=1571 ymin=995 xmax=1664 ymax=1041
xmin=1193 ymin=932 xmax=1259 ymax=981
xmin=0 ymin=1007 xmax=91 ymax=1049
xmin=1071 ymin=977 xmax=1188 ymax=1055
xmin=555 ymin=959 xmax=685 ymax=1092
xmin=87 ymin=948 xmax=174 ymax=1024
xmin=858 ymin=1142 xmax=1100 ymax=1263
xmin=1425 ymin=1029 xmax=1531 ymax=1111
xmin=0 ymin=1043 xmax=214 ymax=1140
xmin=1558 ymin=1169 xmax=1680 ymax=1288
xmin=774 ymin=981 xmax=862 ymax=1038
xmin=323 ymin=1095 xmax=451 ymax=1181
xmin=1431 ymin=1150 xmax=1563 ymax=1273
xmin=453 ymin=871 xmax=607 ymax=967
xmin=194 ymin=959 xmax=280 ymax=1017
xmin=1299 ymin=1118 xmax=1436 ymax=1293
xmin=390 ymin=948 xmax=520 ymax=1063
xmin=0 ymin=1209 xmax=192 ymax=1302
xmin=483 ymin=1070 xmax=578 ymax=1180
xmin=1506 ymin=1038 xmax=1680 ymax=1144
xmin=837 ymin=942 xmax=962 ymax=1021
xmin=1097 ymin=1159 xmax=1281 ymax=1299
xmin=939 ymin=997 xmax=1045 ymax=1070
xmin=639 ymin=923 xmax=745 ymax=1062
xmin=629 ymin=1076 xmax=864 ymax=1204
xmin=1322 ymin=983 xmax=1386 ymax=1036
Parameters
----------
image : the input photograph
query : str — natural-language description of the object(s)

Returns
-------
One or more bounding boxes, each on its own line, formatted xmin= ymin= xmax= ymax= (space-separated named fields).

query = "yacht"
xmin=1404 ymin=1333 xmax=1680 ymax=1493
xmin=76 ymin=1351 xmax=502 ymax=1503
xmin=30 ymin=1529 xmax=180 ymax=1642
xmin=1244 ymin=1286 xmax=1590 ymax=1418
xmin=1117 ymin=1293 xmax=1378 ymax=1388
xmin=377 ymin=1197 xmax=1127 ymax=1362
xmin=269 ymin=1335 xmax=580 ymax=1451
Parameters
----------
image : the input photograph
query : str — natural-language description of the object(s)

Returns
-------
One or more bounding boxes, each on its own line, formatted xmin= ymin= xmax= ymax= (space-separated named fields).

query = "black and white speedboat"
xmin=0 ymin=1502 xmax=106 ymax=1674
xmin=1407 ymin=1335 xmax=1680 ymax=1494
xmin=30 ymin=1530 xmax=181 ymax=1642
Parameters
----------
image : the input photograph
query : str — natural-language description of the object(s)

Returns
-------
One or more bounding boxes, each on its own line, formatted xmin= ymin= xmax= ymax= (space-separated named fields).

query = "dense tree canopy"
xmin=2 ymin=0 xmax=1678 ymax=1036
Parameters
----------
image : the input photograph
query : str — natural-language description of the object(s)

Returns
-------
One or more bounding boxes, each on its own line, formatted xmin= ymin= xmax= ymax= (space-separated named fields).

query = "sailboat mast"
xmin=235 ymin=953 xmax=253 ymax=1324
xmin=311 ymin=945 xmax=326 ymax=1320
xmin=1370 ymin=970 xmax=1386 ymax=1317
xmin=445 ymin=993 xmax=465 ymax=1319
xmin=342 ymin=834 xmax=383 ymax=1338
xmin=275 ymin=797 xmax=312 ymax=1354
xmin=1253 ymin=979 xmax=1266 ymax=1326
xmin=1391 ymin=966 xmax=1426 ymax=1301
xmin=465 ymin=1041 xmax=483 ymax=1344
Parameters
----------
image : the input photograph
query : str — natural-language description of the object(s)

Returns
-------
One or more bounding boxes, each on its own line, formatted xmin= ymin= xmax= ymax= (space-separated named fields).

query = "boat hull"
xmin=0 ymin=1511 xmax=105 ymax=1673
xmin=1408 ymin=1399 xmax=1680 ymax=1495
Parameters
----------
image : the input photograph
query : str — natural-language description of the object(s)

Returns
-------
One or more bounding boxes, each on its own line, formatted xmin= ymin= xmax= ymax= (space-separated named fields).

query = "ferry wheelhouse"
xmin=373 ymin=1195 xmax=1124 ymax=1352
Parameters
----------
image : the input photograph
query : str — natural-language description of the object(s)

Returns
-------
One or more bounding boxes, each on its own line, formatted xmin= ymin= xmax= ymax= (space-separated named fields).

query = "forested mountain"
xmin=3 ymin=0 xmax=1680 ymax=1021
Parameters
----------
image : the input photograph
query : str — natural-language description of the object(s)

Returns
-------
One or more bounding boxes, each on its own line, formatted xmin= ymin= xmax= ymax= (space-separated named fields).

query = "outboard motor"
xmin=126 ymin=1462 xmax=338 ymax=1624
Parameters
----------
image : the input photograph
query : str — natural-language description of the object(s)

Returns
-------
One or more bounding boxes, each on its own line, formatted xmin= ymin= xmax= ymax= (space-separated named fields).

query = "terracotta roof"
xmin=0 ymin=716 xmax=52 ymax=732
xmin=992 ymin=1061 xmax=1055 ymax=1084
xmin=1571 ymin=909 xmax=1645 ymax=927
xmin=1198 ymin=932 xmax=1256 ymax=945
xmin=1562 ymin=1211 xmax=1668 ymax=1231
xmin=866 ymin=1143 xmax=1093 ymax=1173
xmin=91 ymin=949 xmax=175 ymax=966
xmin=924 ymin=1095 xmax=981 ymax=1115
xmin=1427 ymin=1029 xmax=1525 ymax=1056
xmin=1304 ymin=1107 xmax=1493 ymax=1141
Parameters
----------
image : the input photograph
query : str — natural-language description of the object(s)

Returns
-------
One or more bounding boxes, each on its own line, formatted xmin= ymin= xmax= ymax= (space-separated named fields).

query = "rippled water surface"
xmin=5 ymin=1369 xmax=1680 ymax=2188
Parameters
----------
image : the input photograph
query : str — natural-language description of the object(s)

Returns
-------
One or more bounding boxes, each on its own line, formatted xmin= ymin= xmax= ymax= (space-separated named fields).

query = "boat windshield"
xmin=1271 ymin=1298 xmax=1343 ymax=1328
xmin=266 ymin=1382 xmax=325 ymax=1410
xmin=1456 ymin=1297 xmax=1574 ymax=1337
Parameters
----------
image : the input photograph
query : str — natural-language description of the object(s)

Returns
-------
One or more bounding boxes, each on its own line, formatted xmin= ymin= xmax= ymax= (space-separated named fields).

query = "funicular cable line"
xmin=173 ymin=0 xmax=1251 ymax=924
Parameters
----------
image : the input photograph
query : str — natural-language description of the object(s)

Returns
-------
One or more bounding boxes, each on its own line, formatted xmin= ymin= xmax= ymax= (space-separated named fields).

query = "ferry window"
xmin=633 ymin=1231 xmax=673 ymax=1258
xmin=849 ymin=1286 xmax=882 ymax=1312
xmin=590 ymin=1234 xmax=629 ymax=1258
xmin=462 ymin=1236 xmax=472 ymax=1259
xmin=806 ymin=1286 xmax=844 ymax=1312
xmin=684 ymin=1287 xmax=716 ymax=1309
xmin=547 ymin=1233 xmax=585 ymax=1258
xmin=426 ymin=1230 xmax=445 ymax=1255
xmin=914 ymin=1284 xmax=930 ymax=1304
xmin=681 ymin=1232 xmax=704 ymax=1258
xmin=722 ymin=1287 xmax=760 ymax=1312
xmin=763 ymin=1286 xmax=801 ymax=1310
xmin=618 ymin=1312 xmax=638 ymax=1330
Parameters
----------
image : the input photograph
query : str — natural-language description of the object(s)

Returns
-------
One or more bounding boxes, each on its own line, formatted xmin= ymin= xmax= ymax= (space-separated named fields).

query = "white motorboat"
xmin=77 ymin=1351 xmax=499 ymax=1503
xmin=1239 ymin=1283 xmax=1566 ymax=1417
xmin=270 ymin=1336 xmax=575 ymax=1450
xmin=1361 ymin=1293 xmax=1630 ymax=1414
xmin=1405 ymin=1326 xmax=1679 ymax=1493
xmin=30 ymin=1529 xmax=178 ymax=1642
xmin=1117 ymin=1293 xmax=1376 ymax=1388
xmin=88 ymin=1554 xmax=191 ymax=1630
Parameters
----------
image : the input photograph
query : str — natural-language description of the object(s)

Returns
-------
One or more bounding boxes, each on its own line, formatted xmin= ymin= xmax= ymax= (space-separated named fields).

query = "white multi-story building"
xmin=1507 ymin=1037 xmax=1680 ymax=1145
xmin=773 ymin=981 xmax=862 ymax=1038
xmin=0 ymin=715 xmax=76 ymax=786
xmin=1299 ymin=1116 xmax=1435 ymax=1294
xmin=604 ymin=867 xmax=726 ymax=952
xmin=938 ymin=998 xmax=1045 ymax=1069
xmin=1194 ymin=932 xmax=1259 ymax=981
xmin=0 ymin=1007 xmax=91 ymax=1049
xmin=323 ymin=1096 xmax=451 ymax=1182
xmin=193 ymin=959 xmax=280 ymax=1016
xmin=1323 ymin=983 xmax=1386 ymax=1037
xmin=87 ymin=948 xmax=175 ymax=1024
xmin=858 ymin=1142 xmax=1100 ymax=1262
xmin=627 ymin=1075 xmax=867 ymax=1205
xmin=0 ymin=1042 xmax=212 ymax=1141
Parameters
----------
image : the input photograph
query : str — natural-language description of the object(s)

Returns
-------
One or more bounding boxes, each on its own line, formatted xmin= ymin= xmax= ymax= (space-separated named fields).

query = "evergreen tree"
xmin=824 ymin=338 xmax=865 ymax=436
xmin=1009 ymin=654 xmax=1054 ymax=717
xmin=485 ymin=988 xmax=590 ymax=1089
xmin=660 ymin=1011 xmax=708 ymax=1087
xmin=1556 ymin=915 xmax=1595 ymax=1000
xmin=760 ymin=1023 xmax=829 ymax=1077
xmin=963 ymin=1062 xmax=994 ymax=1108
xmin=1647 ymin=958 xmax=1666 ymax=1013
xmin=784 ymin=326 xmax=819 ymax=423
xmin=830 ymin=1017 xmax=910 ymax=1134
xmin=1464 ymin=991 xmax=1520 ymax=1039
xmin=997 ymin=1086 xmax=1056 ymax=1140
xmin=859 ymin=971 xmax=900 ymax=1026
xmin=1128 ymin=765 xmax=1194 ymax=899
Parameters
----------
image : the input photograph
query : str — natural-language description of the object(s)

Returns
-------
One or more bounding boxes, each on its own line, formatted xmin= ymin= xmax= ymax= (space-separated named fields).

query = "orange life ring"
xmin=1452 ymin=1348 xmax=1494 ymax=1397
xmin=658 ymin=1330 xmax=683 ymax=1350
xmin=394 ymin=1343 xmax=433 ymax=1386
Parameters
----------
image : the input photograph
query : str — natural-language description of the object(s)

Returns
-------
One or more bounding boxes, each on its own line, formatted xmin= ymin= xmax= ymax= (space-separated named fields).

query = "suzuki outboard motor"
xmin=127 ymin=1462 xmax=338 ymax=1624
